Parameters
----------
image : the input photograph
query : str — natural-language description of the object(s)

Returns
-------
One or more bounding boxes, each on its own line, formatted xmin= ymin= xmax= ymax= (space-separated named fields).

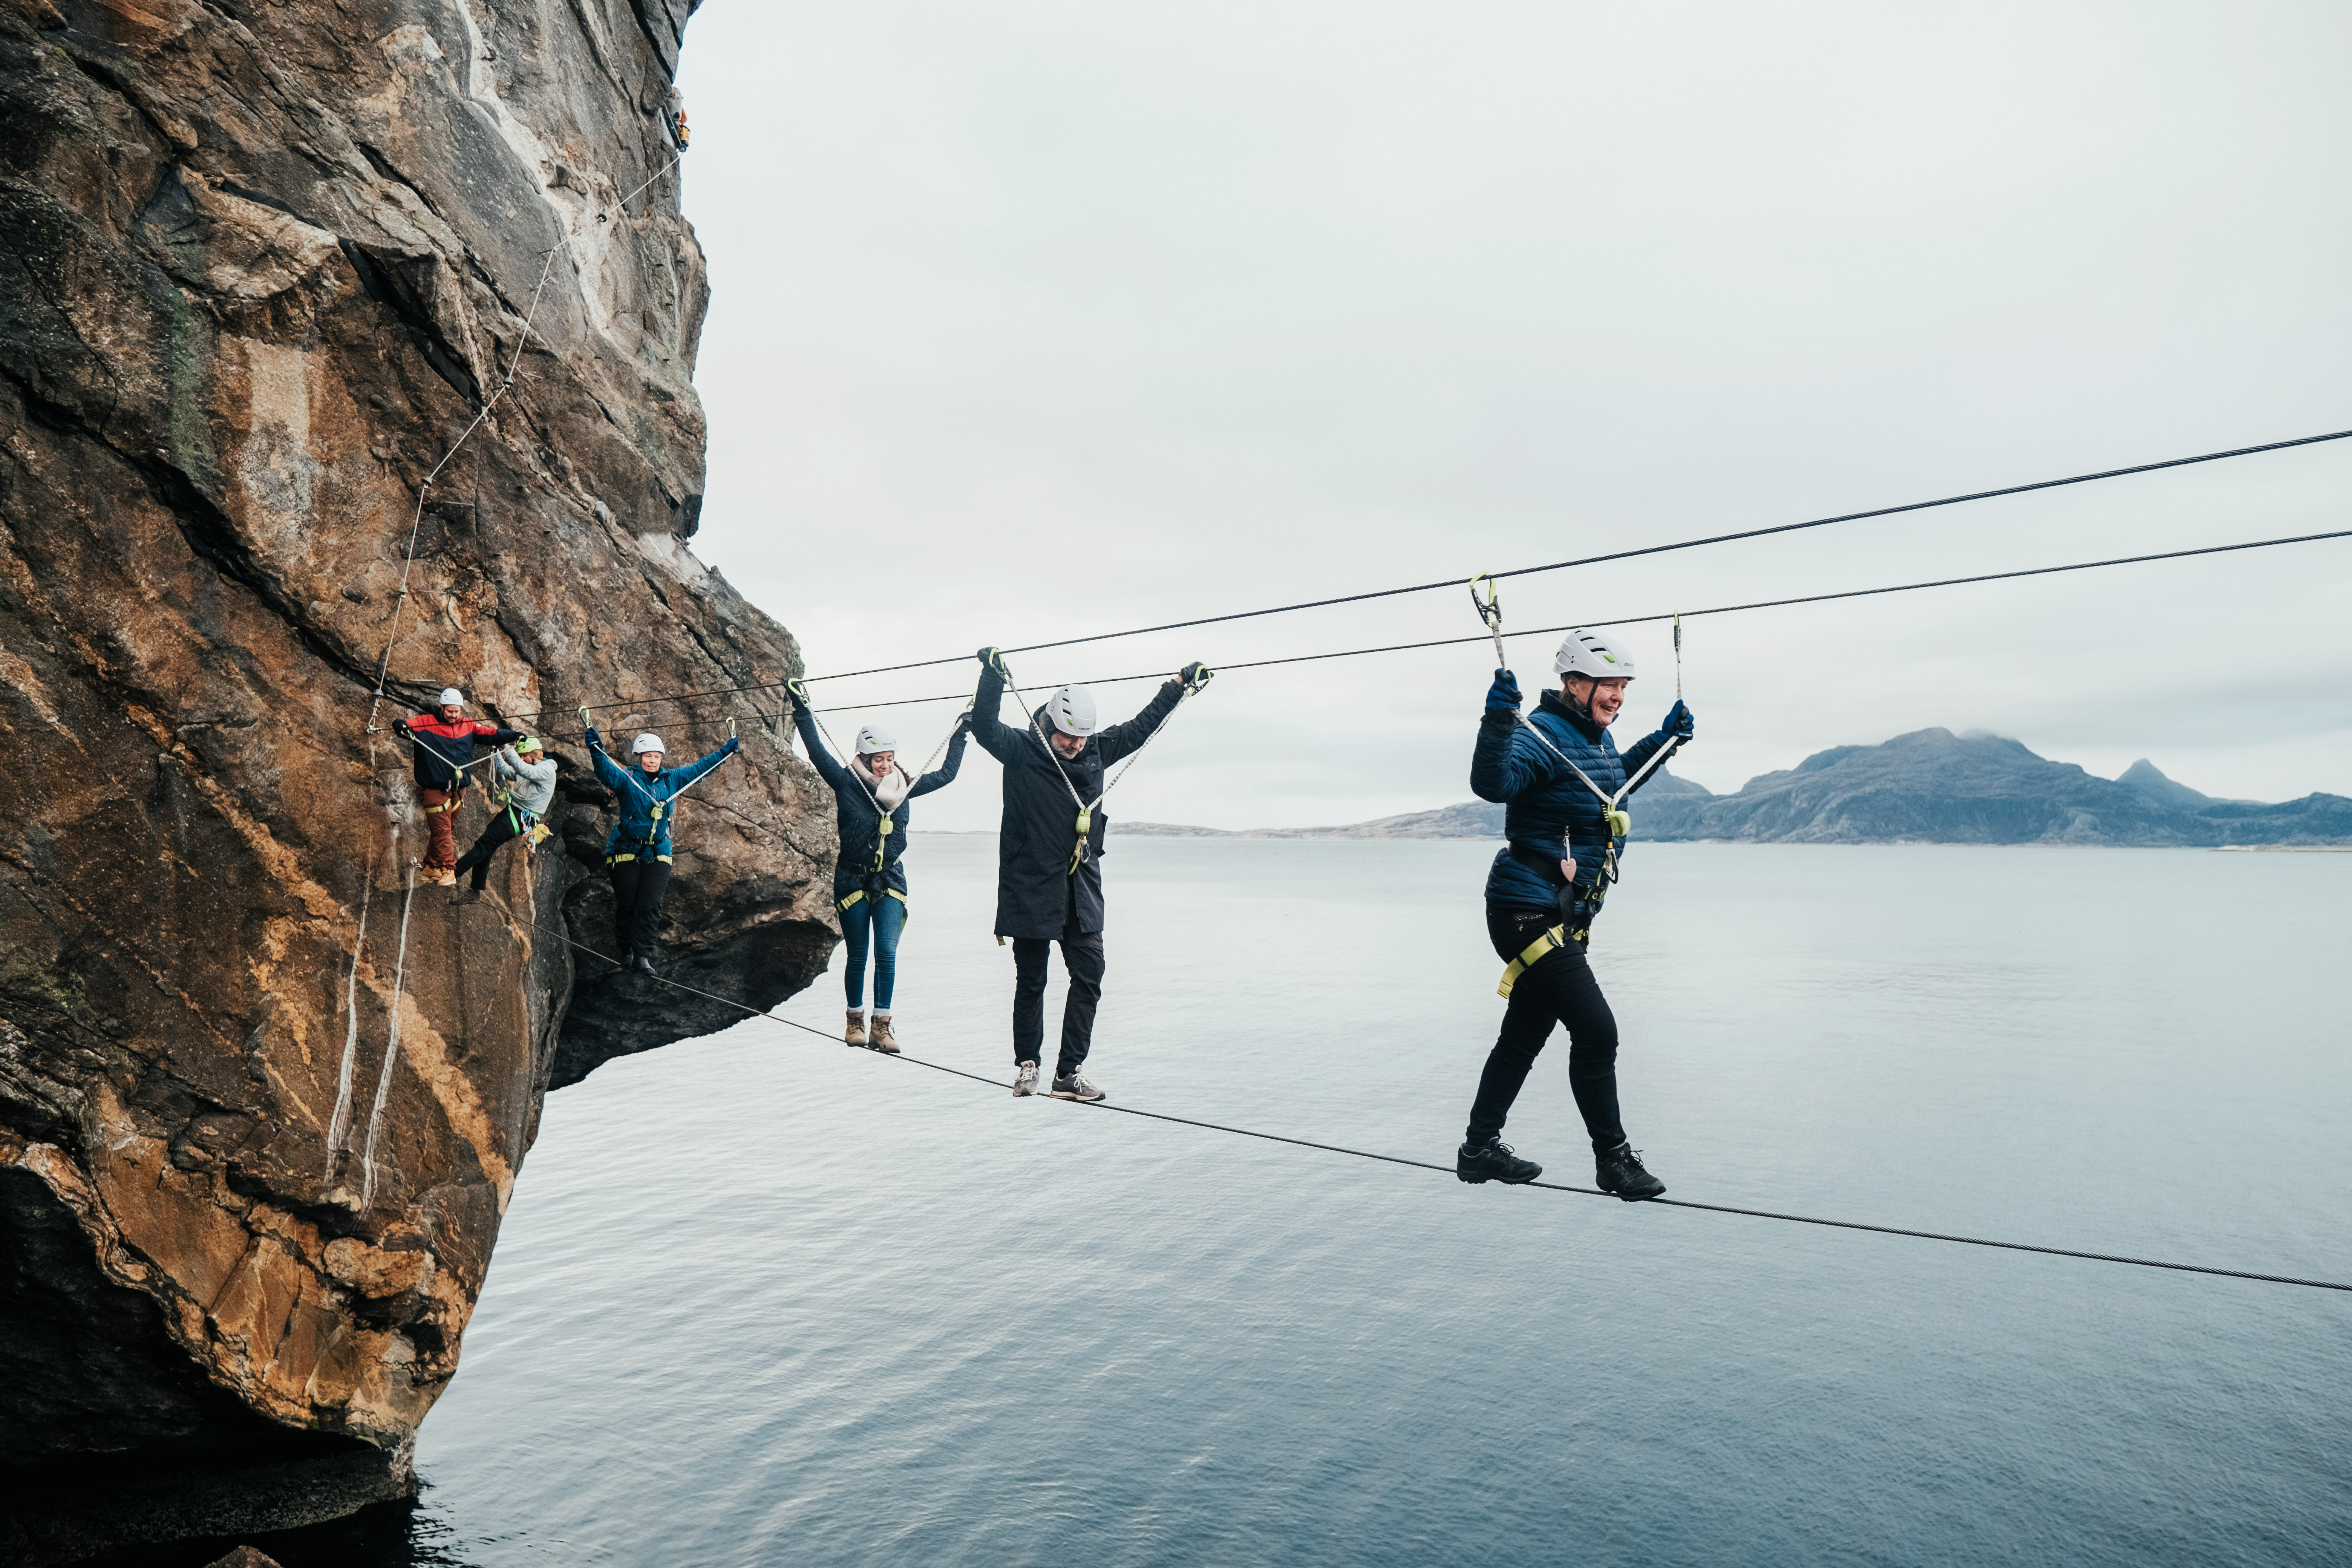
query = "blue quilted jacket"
xmin=1470 ymin=688 xmax=1672 ymax=909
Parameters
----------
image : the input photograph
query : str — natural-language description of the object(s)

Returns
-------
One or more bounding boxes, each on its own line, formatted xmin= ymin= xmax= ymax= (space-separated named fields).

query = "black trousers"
xmin=453 ymin=812 xmax=526 ymax=890
xmin=1466 ymin=904 xmax=1625 ymax=1151
xmin=1011 ymin=905 xmax=1106 ymax=1077
xmin=609 ymin=858 xmax=673 ymax=959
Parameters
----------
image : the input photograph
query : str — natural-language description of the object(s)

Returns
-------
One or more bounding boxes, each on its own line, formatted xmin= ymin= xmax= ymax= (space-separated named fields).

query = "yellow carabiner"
xmin=1605 ymin=807 xmax=1631 ymax=839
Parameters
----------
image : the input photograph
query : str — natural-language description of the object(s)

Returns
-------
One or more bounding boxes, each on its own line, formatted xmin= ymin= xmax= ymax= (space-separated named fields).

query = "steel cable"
xmin=514 ymin=916 xmax=2352 ymax=1293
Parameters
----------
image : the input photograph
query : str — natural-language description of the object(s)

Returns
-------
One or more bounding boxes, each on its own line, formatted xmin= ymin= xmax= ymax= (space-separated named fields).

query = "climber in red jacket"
xmin=391 ymin=687 xmax=524 ymax=885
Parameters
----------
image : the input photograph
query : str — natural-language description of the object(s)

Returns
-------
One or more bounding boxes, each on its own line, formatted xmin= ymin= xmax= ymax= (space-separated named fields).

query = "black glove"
xmin=1485 ymin=668 xmax=1521 ymax=714
xmin=784 ymin=677 xmax=808 ymax=709
xmin=392 ymin=718 xmax=410 ymax=734
xmin=1179 ymin=660 xmax=1212 ymax=689
xmin=954 ymin=710 xmax=974 ymax=733
xmin=977 ymin=646 xmax=1008 ymax=675
xmin=1661 ymin=700 xmax=1694 ymax=740
xmin=583 ymin=726 xmax=602 ymax=749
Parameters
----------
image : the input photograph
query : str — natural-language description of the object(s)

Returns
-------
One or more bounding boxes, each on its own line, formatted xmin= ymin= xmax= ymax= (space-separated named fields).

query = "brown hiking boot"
xmin=844 ymin=1009 xmax=868 ymax=1047
xmin=868 ymin=1015 xmax=899 ymax=1054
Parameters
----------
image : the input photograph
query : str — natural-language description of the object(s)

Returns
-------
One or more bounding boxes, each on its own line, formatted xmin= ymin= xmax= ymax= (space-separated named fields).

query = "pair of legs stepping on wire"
xmin=842 ymin=894 xmax=905 ymax=1054
xmin=1458 ymin=905 xmax=1664 ymax=1200
xmin=1009 ymin=919 xmax=1106 ymax=1102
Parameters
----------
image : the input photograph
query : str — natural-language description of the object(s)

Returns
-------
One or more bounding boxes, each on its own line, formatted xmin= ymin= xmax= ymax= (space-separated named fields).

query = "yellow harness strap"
xmin=838 ymin=890 xmax=864 ymax=911
xmin=1496 ymin=924 xmax=1588 ymax=998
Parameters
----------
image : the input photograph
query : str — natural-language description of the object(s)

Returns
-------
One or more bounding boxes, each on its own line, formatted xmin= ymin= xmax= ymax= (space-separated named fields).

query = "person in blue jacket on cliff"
xmin=583 ymin=726 xmax=740 ymax=972
xmin=1455 ymin=628 xmax=1694 ymax=1197
xmin=787 ymin=698 xmax=970 ymax=1054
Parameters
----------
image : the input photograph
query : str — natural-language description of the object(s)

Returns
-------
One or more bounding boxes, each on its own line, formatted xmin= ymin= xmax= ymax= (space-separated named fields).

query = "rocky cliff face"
xmin=0 ymin=0 xmax=836 ymax=1552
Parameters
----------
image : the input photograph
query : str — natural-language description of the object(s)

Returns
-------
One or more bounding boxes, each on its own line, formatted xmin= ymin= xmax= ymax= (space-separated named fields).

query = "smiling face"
xmin=1563 ymin=674 xmax=1631 ymax=727
xmin=864 ymin=750 xmax=896 ymax=776
xmin=438 ymin=703 xmax=463 ymax=725
xmin=636 ymin=749 xmax=664 ymax=773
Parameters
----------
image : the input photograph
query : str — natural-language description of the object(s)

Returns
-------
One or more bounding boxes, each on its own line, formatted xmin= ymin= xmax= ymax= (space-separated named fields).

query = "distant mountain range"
xmin=1114 ymin=729 xmax=2352 ymax=847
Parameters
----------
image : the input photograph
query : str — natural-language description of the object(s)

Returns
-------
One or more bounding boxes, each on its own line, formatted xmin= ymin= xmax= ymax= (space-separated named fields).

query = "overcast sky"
xmin=670 ymin=1 xmax=2352 ymax=832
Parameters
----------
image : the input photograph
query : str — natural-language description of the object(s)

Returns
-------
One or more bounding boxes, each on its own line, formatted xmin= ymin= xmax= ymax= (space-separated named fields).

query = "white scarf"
xmin=867 ymin=763 xmax=913 ymax=812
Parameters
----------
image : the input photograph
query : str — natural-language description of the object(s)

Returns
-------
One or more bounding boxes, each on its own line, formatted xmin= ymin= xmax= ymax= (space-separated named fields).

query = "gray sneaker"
xmin=1012 ymin=1061 xmax=1040 ymax=1097
xmin=1050 ymin=1070 xmax=1106 ymax=1103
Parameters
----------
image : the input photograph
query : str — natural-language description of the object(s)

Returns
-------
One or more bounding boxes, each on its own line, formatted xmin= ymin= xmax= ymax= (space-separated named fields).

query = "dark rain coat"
xmin=791 ymin=704 xmax=969 ymax=906
xmin=398 ymin=713 xmax=523 ymax=791
xmin=1471 ymin=688 xmax=1673 ymax=909
xmin=587 ymin=735 xmax=738 ymax=864
xmin=969 ymin=666 xmax=1184 ymax=939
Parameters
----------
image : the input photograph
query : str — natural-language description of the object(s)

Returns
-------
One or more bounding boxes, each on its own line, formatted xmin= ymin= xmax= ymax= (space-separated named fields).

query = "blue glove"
xmin=1661 ymin=700 xmax=1694 ymax=740
xmin=725 ymin=737 xmax=742 ymax=755
xmin=1485 ymin=668 xmax=1521 ymax=714
xmin=583 ymin=726 xmax=602 ymax=749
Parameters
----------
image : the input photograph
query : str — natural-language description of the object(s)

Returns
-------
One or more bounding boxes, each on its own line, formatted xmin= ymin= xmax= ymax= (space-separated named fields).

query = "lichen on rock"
xmin=0 ymin=0 xmax=836 ymax=1548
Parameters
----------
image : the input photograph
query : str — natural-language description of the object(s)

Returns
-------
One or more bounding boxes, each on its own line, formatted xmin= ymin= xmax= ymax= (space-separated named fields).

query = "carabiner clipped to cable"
xmin=1673 ymin=611 xmax=1684 ymax=703
xmin=1467 ymin=573 xmax=1507 ymax=668
xmin=727 ymin=714 xmax=738 ymax=741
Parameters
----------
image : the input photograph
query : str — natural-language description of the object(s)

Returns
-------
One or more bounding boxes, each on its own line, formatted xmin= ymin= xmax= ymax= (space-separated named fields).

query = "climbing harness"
xmin=672 ymin=109 xmax=690 ymax=152
xmin=994 ymin=652 xmax=1210 ymax=878
xmin=1467 ymin=576 xmax=1686 ymax=988
xmin=1495 ymin=922 xmax=1587 ymax=999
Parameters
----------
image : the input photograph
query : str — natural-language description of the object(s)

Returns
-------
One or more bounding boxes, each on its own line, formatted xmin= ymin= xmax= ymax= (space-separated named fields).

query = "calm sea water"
xmin=239 ymin=841 xmax=2352 ymax=1564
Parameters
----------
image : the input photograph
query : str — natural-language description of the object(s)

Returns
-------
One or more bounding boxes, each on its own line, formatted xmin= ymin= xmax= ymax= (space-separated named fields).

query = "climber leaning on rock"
xmin=584 ymin=726 xmax=740 ymax=972
xmin=449 ymin=737 xmax=557 ymax=906
xmin=391 ymin=687 xmax=524 ymax=886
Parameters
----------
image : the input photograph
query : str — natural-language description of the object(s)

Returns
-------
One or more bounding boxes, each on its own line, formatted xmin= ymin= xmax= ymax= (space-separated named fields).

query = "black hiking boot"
xmin=1594 ymin=1142 xmax=1665 ymax=1200
xmin=1456 ymin=1136 xmax=1542 ymax=1185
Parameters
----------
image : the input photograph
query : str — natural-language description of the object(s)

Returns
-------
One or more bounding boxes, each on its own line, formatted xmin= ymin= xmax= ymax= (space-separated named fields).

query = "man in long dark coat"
xmin=969 ymin=649 xmax=1207 ymax=1101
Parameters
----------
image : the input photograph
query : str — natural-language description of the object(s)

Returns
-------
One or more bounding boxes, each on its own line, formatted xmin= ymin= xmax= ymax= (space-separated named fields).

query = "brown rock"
xmin=0 ymin=0 xmax=839 ymax=1544
xmin=206 ymin=1549 xmax=285 ymax=1568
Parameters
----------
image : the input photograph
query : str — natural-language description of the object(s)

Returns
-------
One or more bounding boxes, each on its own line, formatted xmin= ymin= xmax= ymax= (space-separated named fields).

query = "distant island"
xmin=1112 ymin=729 xmax=2352 ymax=847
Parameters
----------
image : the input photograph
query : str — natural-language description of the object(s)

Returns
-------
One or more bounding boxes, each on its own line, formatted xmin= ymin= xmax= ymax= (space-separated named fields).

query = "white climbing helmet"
xmin=1046 ymin=685 xmax=1098 ymax=737
xmin=632 ymin=732 xmax=664 ymax=756
xmin=438 ymin=686 xmax=465 ymax=707
xmin=1553 ymin=629 xmax=1637 ymax=681
xmin=854 ymin=724 xmax=897 ymax=756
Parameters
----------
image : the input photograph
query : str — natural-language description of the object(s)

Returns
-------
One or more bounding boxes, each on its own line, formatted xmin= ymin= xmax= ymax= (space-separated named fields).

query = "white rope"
xmin=364 ymin=239 xmax=567 ymax=733
xmin=359 ymin=862 xmax=418 ymax=1207
xmin=362 ymin=145 xmax=684 ymax=732
xmin=324 ymin=847 xmax=378 ymax=1168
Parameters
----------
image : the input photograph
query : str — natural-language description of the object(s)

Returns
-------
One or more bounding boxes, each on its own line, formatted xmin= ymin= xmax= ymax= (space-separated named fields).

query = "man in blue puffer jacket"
xmin=1455 ymin=627 xmax=1694 ymax=1197
xmin=584 ymin=727 xmax=740 ymax=972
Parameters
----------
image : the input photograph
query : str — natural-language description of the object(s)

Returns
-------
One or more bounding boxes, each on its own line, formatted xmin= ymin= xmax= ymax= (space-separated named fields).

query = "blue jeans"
xmin=842 ymin=892 xmax=905 ymax=1010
